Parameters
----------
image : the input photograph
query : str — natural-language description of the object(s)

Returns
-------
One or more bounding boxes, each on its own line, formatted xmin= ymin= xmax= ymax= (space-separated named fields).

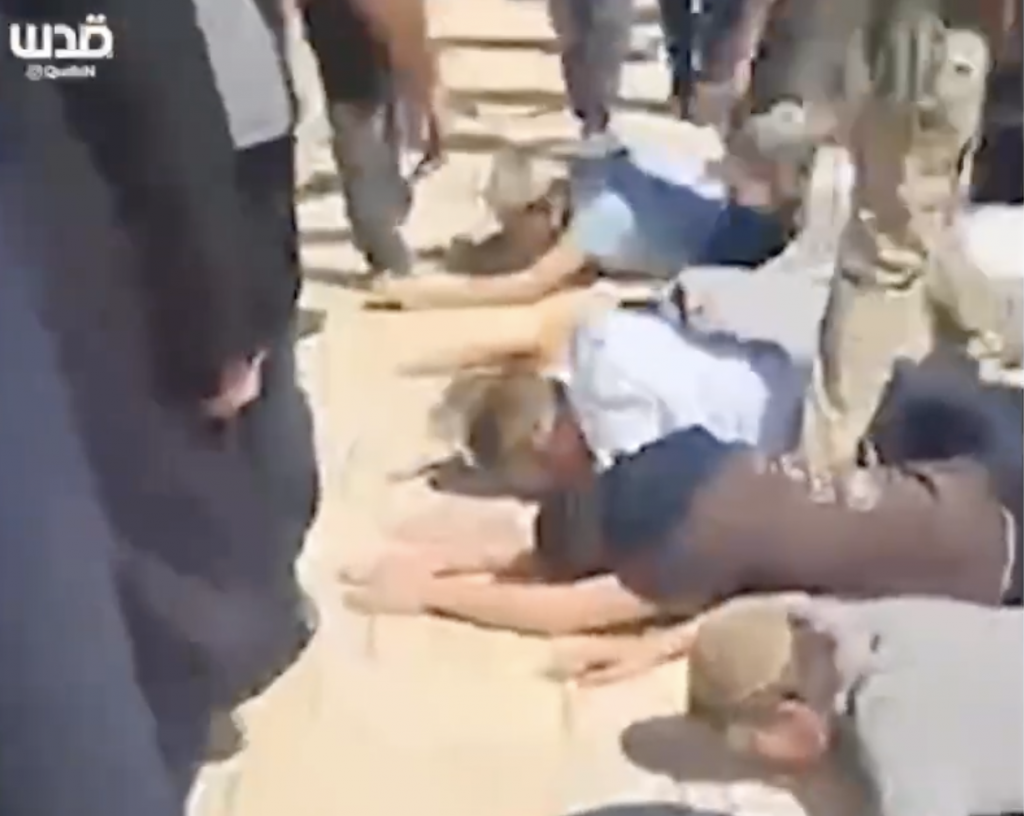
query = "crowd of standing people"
xmin=0 ymin=0 xmax=1021 ymax=814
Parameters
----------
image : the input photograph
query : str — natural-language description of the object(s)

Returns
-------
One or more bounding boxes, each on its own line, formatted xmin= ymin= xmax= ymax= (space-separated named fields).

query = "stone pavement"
xmin=188 ymin=2 xmax=871 ymax=816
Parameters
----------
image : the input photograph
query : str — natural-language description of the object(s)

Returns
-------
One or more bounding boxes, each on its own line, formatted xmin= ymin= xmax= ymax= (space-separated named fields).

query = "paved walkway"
xmin=189 ymin=3 xmax=871 ymax=816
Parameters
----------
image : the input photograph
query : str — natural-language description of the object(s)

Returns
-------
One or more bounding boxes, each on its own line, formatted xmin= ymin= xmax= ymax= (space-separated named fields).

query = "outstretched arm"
xmin=397 ymin=288 xmax=613 ymax=375
xmin=370 ymin=235 xmax=591 ymax=310
xmin=346 ymin=572 xmax=663 ymax=636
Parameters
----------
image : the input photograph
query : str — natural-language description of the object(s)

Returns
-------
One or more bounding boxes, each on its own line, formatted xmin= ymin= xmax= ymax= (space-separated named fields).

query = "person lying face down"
xmin=367 ymin=134 xmax=799 ymax=310
xmin=430 ymin=305 xmax=806 ymax=480
xmin=343 ymin=355 xmax=1016 ymax=640
xmin=682 ymin=594 xmax=1023 ymax=816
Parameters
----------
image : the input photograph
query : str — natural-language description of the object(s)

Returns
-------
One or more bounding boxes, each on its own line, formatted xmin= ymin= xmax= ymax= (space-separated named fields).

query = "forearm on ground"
xmin=420 ymin=574 xmax=659 ymax=636
xmin=378 ymin=238 xmax=588 ymax=310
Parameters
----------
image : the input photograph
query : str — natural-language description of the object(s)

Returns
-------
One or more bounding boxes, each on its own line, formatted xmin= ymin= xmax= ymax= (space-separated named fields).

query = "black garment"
xmin=303 ymin=0 xmax=391 ymax=105
xmin=0 ymin=226 xmax=179 ymax=816
xmin=235 ymin=137 xmax=305 ymax=359
xmin=972 ymin=65 xmax=1023 ymax=205
xmin=603 ymin=431 xmax=1008 ymax=610
xmin=2 ymin=0 xmax=294 ymax=402
xmin=235 ymin=137 xmax=321 ymax=581
xmin=1 ymin=15 xmax=312 ymax=793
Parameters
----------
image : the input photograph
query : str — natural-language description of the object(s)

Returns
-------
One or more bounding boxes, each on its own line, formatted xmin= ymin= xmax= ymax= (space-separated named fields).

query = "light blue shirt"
xmin=568 ymin=147 xmax=728 ymax=278
xmin=562 ymin=308 xmax=806 ymax=469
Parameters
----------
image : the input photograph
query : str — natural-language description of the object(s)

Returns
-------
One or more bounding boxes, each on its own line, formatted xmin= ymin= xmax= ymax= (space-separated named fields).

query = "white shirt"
xmin=192 ymin=0 xmax=292 ymax=149
xmin=563 ymin=309 xmax=806 ymax=470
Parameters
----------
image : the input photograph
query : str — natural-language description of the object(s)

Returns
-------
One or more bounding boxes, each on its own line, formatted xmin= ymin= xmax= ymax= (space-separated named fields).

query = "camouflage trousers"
xmin=800 ymin=28 xmax=1009 ymax=474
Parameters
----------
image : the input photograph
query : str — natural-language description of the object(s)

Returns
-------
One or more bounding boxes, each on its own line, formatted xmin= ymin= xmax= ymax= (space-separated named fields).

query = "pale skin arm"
xmin=396 ymin=287 xmax=615 ymax=375
xmin=371 ymin=235 xmax=590 ymax=310
xmin=546 ymin=592 xmax=813 ymax=684
xmin=416 ymin=574 xmax=664 ymax=636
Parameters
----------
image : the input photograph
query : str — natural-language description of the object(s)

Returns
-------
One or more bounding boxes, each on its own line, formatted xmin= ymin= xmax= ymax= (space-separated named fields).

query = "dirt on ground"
xmin=188 ymin=2 xmax=871 ymax=815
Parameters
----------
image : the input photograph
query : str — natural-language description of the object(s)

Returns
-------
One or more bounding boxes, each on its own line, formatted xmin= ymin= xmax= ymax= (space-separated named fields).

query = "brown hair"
xmin=430 ymin=369 xmax=560 ymax=473
xmin=693 ymin=615 xmax=841 ymax=730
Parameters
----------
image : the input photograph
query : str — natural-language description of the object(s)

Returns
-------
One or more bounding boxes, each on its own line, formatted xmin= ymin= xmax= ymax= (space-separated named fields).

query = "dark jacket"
xmin=0 ymin=5 xmax=308 ymax=781
xmin=3 ymin=0 xmax=288 ymax=402
xmin=600 ymin=429 xmax=1011 ymax=610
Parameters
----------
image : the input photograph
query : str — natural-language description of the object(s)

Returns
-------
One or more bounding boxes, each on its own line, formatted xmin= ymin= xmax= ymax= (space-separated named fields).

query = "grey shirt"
xmin=191 ymin=0 xmax=292 ymax=148
xmin=802 ymin=597 xmax=1024 ymax=816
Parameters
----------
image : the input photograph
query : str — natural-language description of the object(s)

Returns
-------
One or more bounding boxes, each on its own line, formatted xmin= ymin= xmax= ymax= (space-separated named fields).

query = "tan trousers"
xmin=801 ymin=28 xmax=1006 ymax=474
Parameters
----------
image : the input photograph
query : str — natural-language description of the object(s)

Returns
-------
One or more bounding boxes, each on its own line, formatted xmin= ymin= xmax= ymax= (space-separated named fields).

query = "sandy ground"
xmin=187 ymin=3 xmax=873 ymax=816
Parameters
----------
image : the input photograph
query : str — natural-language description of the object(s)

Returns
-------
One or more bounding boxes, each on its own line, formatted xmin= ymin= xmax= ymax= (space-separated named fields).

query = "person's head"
xmin=719 ymin=101 xmax=831 ymax=239
xmin=482 ymin=146 xmax=571 ymax=250
xmin=686 ymin=601 xmax=843 ymax=771
xmin=430 ymin=369 xmax=592 ymax=493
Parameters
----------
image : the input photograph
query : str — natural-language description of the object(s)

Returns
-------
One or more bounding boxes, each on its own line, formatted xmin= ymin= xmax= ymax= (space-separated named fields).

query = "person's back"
xmin=686 ymin=594 xmax=1024 ymax=816
xmin=565 ymin=308 xmax=804 ymax=465
xmin=599 ymin=428 xmax=1012 ymax=607
xmin=826 ymin=597 xmax=1023 ymax=816
xmin=567 ymin=140 xmax=793 ymax=279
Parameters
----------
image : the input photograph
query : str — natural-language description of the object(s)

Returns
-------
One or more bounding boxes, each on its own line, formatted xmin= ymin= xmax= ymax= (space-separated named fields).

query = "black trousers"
xmin=0 ymin=260 xmax=179 ymax=816
xmin=234 ymin=136 xmax=320 ymax=575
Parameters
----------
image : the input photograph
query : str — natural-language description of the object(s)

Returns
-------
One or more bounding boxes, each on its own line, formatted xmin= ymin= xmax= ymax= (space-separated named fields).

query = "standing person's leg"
xmin=656 ymin=0 xmax=696 ymax=114
xmin=800 ymin=27 xmax=1006 ymax=476
xmin=583 ymin=0 xmax=634 ymax=133
xmin=328 ymin=99 xmax=414 ymax=277
xmin=695 ymin=0 xmax=745 ymax=80
xmin=549 ymin=0 xmax=630 ymax=136
xmin=0 ymin=261 xmax=179 ymax=816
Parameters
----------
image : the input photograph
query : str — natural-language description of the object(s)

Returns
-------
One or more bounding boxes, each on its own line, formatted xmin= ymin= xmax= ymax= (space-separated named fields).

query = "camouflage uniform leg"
xmin=913 ymin=30 xmax=1010 ymax=366
xmin=801 ymin=249 xmax=935 ymax=475
xmin=801 ymin=26 xmax=1006 ymax=473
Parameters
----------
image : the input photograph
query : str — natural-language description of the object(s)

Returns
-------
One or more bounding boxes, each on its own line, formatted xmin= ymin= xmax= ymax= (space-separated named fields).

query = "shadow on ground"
xmin=622 ymin=715 xmax=871 ymax=816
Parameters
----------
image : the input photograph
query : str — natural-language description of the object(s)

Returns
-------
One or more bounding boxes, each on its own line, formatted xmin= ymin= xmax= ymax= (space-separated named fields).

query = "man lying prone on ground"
xmin=679 ymin=593 xmax=1023 ymax=816
xmin=341 ymin=357 xmax=1017 ymax=659
xmin=367 ymin=131 xmax=800 ymax=310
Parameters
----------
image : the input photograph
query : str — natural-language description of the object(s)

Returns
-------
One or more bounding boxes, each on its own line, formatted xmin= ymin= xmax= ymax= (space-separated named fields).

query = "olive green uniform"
xmin=799 ymin=9 xmax=1011 ymax=473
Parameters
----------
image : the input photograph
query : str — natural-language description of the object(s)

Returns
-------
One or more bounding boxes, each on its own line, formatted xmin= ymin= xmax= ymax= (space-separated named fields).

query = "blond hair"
xmin=429 ymin=369 xmax=560 ymax=472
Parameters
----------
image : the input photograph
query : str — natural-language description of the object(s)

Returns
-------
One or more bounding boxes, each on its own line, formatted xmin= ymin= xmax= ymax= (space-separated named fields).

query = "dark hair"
xmin=431 ymin=371 xmax=560 ymax=472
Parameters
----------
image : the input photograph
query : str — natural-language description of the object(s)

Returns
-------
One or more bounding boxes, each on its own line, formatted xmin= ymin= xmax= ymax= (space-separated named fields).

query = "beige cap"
xmin=481 ymin=146 xmax=561 ymax=215
xmin=688 ymin=601 xmax=796 ymax=722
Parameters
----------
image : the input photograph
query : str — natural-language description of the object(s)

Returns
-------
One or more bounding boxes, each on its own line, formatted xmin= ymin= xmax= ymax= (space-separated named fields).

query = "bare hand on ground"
xmin=545 ymin=634 xmax=673 ymax=686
